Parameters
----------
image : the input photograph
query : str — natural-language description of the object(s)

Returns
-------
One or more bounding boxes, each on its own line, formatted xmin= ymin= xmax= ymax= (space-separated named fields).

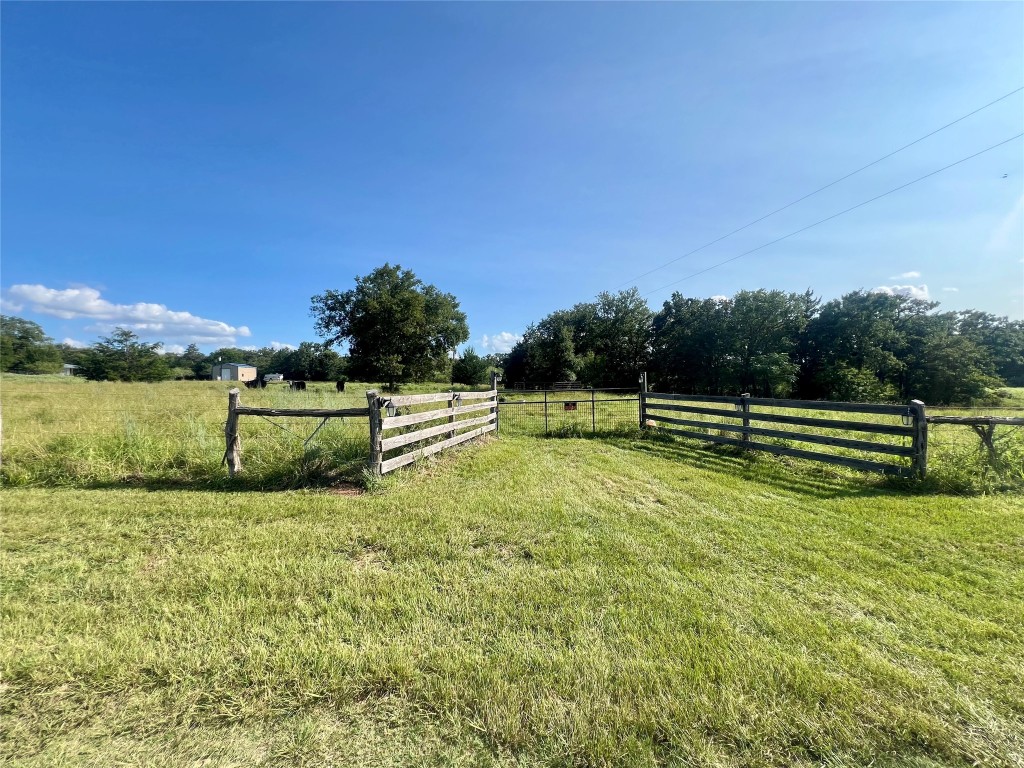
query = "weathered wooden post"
xmin=909 ymin=399 xmax=928 ymax=480
xmin=448 ymin=390 xmax=459 ymax=433
xmin=490 ymin=372 xmax=501 ymax=435
xmin=366 ymin=390 xmax=382 ymax=475
xmin=543 ymin=389 xmax=549 ymax=435
xmin=638 ymin=371 xmax=648 ymax=428
xmin=740 ymin=393 xmax=751 ymax=446
xmin=224 ymin=388 xmax=242 ymax=476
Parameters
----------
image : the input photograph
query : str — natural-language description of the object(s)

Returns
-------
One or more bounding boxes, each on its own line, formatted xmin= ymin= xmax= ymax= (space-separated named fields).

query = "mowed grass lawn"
xmin=3 ymin=432 xmax=1023 ymax=767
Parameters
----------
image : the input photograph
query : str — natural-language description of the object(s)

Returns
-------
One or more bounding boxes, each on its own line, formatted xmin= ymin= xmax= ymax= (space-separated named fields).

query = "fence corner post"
xmin=366 ymin=390 xmax=382 ymax=476
xmin=638 ymin=371 xmax=648 ymax=429
xmin=909 ymin=399 xmax=928 ymax=480
xmin=490 ymin=372 xmax=501 ymax=436
xmin=225 ymin=387 xmax=242 ymax=477
xmin=740 ymin=393 xmax=751 ymax=447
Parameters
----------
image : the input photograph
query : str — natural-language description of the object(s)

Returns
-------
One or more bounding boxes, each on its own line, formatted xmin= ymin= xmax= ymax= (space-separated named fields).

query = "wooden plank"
xmin=645 ymin=402 xmax=744 ymax=419
xmin=383 ymin=389 xmax=496 ymax=407
xmin=927 ymin=416 xmax=1024 ymax=425
xmin=644 ymin=392 xmax=742 ymax=405
xmin=381 ymin=413 xmax=495 ymax=451
xmin=454 ymin=389 xmax=498 ymax=401
xmin=382 ymin=400 xmax=495 ymax=429
xmin=654 ymin=425 xmax=905 ymax=475
xmin=645 ymin=413 xmax=914 ymax=456
xmin=382 ymin=391 xmax=455 ymax=407
xmin=746 ymin=410 xmax=913 ymax=436
xmin=381 ymin=423 xmax=496 ymax=473
xmin=235 ymin=406 xmax=370 ymax=418
xmin=744 ymin=397 xmax=910 ymax=415
xmin=645 ymin=391 xmax=909 ymax=416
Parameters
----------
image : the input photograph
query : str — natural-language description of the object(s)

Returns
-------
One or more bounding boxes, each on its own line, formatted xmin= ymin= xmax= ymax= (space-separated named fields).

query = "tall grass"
xmin=2 ymin=375 xmax=1021 ymax=493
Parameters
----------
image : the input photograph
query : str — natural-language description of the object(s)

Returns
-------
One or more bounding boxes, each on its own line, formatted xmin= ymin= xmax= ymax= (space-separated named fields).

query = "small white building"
xmin=60 ymin=364 xmax=80 ymax=377
xmin=211 ymin=363 xmax=257 ymax=382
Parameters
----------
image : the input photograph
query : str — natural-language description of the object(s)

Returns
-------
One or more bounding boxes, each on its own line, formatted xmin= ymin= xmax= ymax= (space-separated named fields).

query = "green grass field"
xmin=2 ymin=377 xmax=1023 ymax=766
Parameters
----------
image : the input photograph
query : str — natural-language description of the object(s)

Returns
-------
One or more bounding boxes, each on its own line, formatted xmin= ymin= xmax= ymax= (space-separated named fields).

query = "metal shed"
xmin=211 ymin=363 xmax=257 ymax=382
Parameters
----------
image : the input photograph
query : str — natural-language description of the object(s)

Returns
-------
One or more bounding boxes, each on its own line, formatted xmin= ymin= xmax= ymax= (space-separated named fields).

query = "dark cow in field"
xmin=289 ymin=380 xmax=307 ymax=391
xmin=335 ymin=380 xmax=346 ymax=393
xmin=245 ymin=379 xmax=260 ymax=389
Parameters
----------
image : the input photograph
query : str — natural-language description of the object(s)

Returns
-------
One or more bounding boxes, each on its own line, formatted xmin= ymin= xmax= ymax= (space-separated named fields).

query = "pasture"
xmin=2 ymin=376 xmax=1023 ymax=767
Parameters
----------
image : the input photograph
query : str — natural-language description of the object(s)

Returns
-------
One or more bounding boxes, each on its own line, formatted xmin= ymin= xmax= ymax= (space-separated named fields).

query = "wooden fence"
xmin=222 ymin=388 xmax=371 ymax=477
xmin=368 ymin=388 xmax=498 ymax=475
xmin=223 ymin=385 xmax=498 ymax=477
xmin=640 ymin=385 xmax=928 ymax=478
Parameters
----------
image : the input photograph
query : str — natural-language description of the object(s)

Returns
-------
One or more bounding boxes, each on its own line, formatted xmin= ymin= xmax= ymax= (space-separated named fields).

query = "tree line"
xmin=502 ymin=288 xmax=1024 ymax=405
xmin=5 ymin=264 xmax=1022 ymax=405
xmin=0 ymin=320 xmax=351 ymax=383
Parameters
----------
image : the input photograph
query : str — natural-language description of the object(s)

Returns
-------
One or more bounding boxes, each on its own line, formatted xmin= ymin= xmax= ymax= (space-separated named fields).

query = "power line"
xmin=641 ymin=132 xmax=1024 ymax=299
xmin=616 ymin=86 xmax=1024 ymax=290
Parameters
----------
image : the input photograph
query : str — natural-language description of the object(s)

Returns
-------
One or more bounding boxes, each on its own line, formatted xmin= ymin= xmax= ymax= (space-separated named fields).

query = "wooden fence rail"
xmin=224 ymin=380 xmax=499 ymax=478
xmin=369 ymin=382 xmax=499 ymax=475
xmin=640 ymin=381 xmax=928 ymax=478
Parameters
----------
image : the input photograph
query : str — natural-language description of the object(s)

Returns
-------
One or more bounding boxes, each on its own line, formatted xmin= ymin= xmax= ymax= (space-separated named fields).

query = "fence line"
xmin=639 ymin=376 xmax=927 ymax=478
xmin=370 ymin=384 xmax=499 ymax=475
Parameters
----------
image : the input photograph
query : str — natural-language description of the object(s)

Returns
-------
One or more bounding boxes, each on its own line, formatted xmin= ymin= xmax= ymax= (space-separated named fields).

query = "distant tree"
xmin=650 ymin=296 xmax=733 ymax=394
xmin=177 ymin=343 xmax=207 ymax=379
xmin=727 ymin=289 xmax=813 ymax=397
xmin=277 ymin=342 xmax=344 ymax=381
xmin=311 ymin=264 xmax=469 ymax=390
xmin=953 ymin=311 xmax=1024 ymax=386
xmin=903 ymin=327 xmax=1001 ymax=405
xmin=800 ymin=291 xmax=935 ymax=401
xmin=0 ymin=315 xmax=63 ymax=374
xmin=452 ymin=347 xmax=489 ymax=386
xmin=502 ymin=289 xmax=649 ymax=387
xmin=79 ymin=328 xmax=171 ymax=382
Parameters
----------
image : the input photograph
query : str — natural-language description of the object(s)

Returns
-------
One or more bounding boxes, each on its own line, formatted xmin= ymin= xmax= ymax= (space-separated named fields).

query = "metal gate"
xmin=497 ymin=388 xmax=640 ymax=436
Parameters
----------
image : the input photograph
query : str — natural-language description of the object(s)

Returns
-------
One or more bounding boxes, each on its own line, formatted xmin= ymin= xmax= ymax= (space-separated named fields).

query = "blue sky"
xmin=2 ymin=2 xmax=1022 ymax=354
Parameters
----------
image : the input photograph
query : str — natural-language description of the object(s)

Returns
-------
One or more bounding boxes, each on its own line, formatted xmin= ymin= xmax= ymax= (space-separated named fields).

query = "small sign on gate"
xmin=564 ymin=402 xmax=577 ymax=411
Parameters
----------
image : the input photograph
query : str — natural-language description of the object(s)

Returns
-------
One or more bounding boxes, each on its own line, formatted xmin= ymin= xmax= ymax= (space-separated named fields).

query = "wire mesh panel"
xmin=497 ymin=389 xmax=639 ymax=436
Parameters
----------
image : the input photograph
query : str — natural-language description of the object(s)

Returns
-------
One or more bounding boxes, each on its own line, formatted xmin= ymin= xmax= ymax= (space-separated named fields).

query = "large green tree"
xmin=452 ymin=347 xmax=490 ymax=386
xmin=79 ymin=328 xmax=171 ymax=382
xmin=311 ymin=264 xmax=469 ymax=390
xmin=0 ymin=315 xmax=63 ymax=374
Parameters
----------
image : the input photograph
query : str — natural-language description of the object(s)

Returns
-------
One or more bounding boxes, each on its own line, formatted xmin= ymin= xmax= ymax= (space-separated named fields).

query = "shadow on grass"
xmin=528 ymin=428 xmax=952 ymax=501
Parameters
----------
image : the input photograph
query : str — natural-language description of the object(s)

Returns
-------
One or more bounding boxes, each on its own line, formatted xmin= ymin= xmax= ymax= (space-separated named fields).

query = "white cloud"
xmin=889 ymin=271 xmax=921 ymax=280
xmin=269 ymin=341 xmax=296 ymax=351
xmin=62 ymin=337 xmax=88 ymax=348
xmin=710 ymin=295 xmax=729 ymax=302
xmin=157 ymin=343 xmax=186 ymax=355
xmin=0 ymin=297 xmax=24 ymax=313
xmin=941 ymin=287 xmax=959 ymax=293
xmin=5 ymin=284 xmax=251 ymax=345
xmin=872 ymin=284 xmax=931 ymax=301
xmin=480 ymin=331 xmax=522 ymax=354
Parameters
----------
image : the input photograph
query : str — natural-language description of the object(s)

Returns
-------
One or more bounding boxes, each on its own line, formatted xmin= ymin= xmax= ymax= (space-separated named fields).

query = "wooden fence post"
xmin=909 ymin=399 xmax=928 ymax=480
xmin=591 ymin=388 xmax=597 ymax=433
xmin=366 ymin=390 xmax=382 ymax=475
xmin=639 ymin=371 xmax=648 ymax=428
xmin=448 ymin=390 xmax=459 ymax=432
xmin=224 ymin=388 xmax=242 ymax=477
xmin=740 ymin=393 xmax=751 ymax=446
xmin=490 ymin=372 xmax=501 ymax=435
